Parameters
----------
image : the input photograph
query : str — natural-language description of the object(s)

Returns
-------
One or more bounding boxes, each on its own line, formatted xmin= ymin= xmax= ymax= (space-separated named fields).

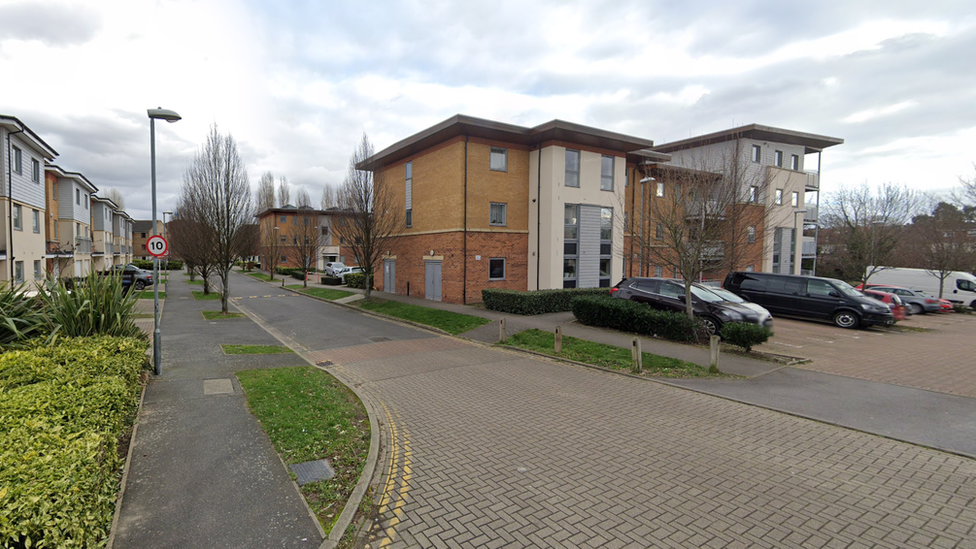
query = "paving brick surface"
xmin=319 ymin=338 xmax=976 ymax=548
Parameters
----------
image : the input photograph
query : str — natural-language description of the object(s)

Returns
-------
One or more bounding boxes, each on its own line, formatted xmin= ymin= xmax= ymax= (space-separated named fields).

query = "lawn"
xmin=287 ymin=284 xmax=354 ymax=301
xmin=358 ymin=299 xmax=491 ymax=335
xmin=188 ymin=279 xmax=204 ymax=285
xmin=222 ymin=344 xmax=292 ymax=354
xmin=502 ymin=329 xmax=716 ymax=378
xmin=236 ymin=366 xmax=369 ymax=535
xmin=248 ymin=272 xmax=273 ymax=282
xmin=203 ymin=311 xmax=245 ymax=320
xmin=192 ymin=291 xmax=221 ymax=300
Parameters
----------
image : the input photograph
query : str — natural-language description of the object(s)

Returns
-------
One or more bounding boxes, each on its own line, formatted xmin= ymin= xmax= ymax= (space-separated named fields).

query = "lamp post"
xmin=162 ymin=210 xmax=173 ymax=275
xmin=793 ymin=209 xmax=808 ymax=275
xmin=148 ymin=108 xmax=181 ymax=376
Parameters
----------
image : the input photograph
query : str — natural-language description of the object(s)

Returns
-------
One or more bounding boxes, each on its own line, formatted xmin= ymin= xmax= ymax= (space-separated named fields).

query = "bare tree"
xmin=255 ymin=171 xmax=276 ymax=212
xmin=909 ymin=201 xmax=976 ymax=298
xmin=320 ymin=184 xmax=340 ymax=210
xmin=296 ymin=187 xmax=312 ymax=208
xmin=277 ymin=176 xmax=290 ymax=207
xmin=167 ymin=215 xmax=217 ymax=290
xmin=335 ymin=133 xmax=403 ymax=301
xmin=261 ymin=215 xmax=282 ymax=281
xmin=289 ymin=207 xmax=322 ymax=287
xmin=104 ymin=188 xmax=125 ymax=210
xmin=236 ymin=223 xmax=260 ymax=271
xmin=178 ymin=124 xmax=253 ymax=313
xmin=820 ymin=183 xmax=922 ymax=285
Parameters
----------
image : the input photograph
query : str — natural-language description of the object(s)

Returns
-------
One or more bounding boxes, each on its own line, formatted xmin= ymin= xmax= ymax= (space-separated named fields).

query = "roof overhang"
xmin=45 ymin=164 xmax=98 ymax=193
xmin=654 ymin=123 xmax=844 ymax=155
xmin=0 ymin=115 xmax=59 ymax=159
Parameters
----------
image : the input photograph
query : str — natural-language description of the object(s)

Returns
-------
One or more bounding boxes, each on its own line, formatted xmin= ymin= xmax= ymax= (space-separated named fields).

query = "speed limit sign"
xmin=146 ymin=235 xmax=169 ymax=258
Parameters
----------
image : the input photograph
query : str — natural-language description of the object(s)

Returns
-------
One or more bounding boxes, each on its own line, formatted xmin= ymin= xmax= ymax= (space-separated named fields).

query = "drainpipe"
xmin=536 ymin=143 xmax=542 ymax=290
xmin=6 ymin=126 xmax=25 ymax=281
xmin=629 ymin=165 xmax=636 ymax=277
xmin=463 ymin=135 xmax=468 ymax=304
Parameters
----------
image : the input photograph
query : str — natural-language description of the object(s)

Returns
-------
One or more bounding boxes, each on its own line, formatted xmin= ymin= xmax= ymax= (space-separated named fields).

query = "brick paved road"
xmin=760 ymin=313 xmax=976 ymax=398
xmin=314 ymin=337 xmax=976 ymax=549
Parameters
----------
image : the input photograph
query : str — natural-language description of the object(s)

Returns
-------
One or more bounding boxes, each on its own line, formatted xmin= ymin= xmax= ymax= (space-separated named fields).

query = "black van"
xmin=723 ymin=272 xmax=894 ymax=329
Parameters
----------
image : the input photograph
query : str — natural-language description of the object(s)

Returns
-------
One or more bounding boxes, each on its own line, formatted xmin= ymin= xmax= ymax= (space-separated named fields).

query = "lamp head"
xmin=147 ymin=108 xmax=181 ymax=123
xmin=639 ymin=177 xmax=656 ymax=184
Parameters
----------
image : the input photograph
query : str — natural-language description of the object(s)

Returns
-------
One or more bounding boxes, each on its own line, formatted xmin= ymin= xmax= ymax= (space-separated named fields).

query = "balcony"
xmin=804 ymin=171 xmax=819 ymax=191
xmin=701 ymin=241 xmax=725 ymax=260
xmin=46 ymin=241 xmax=73 ymax=257
xmin=75 ymin=237 xmax=92 ymax=254
xmin=684 ymin=201 xmax=726 ymax=221
xmin=801 ymin=237 xmax=817 ymax=258
xmin=803 ymin=206 xmax=819 ymax=224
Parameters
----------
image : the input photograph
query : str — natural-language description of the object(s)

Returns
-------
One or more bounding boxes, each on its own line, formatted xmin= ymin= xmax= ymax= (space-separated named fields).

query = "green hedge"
xmin=0 ymin=336 xmax=148 ymax=547
xmin=344 ymin=273 xmax=366 ymax=289
xmin=482 ymin=288 xmax=610 ymax=315
xmin=719 ymin=322 xmax=772 ymax=352
xmin=132 ymin=259 xmax=183 ymax=271
xmin=320 ymin=276 xmax=343 ymax=286
xmin=571 ymin=295 xmax=700 ymax=342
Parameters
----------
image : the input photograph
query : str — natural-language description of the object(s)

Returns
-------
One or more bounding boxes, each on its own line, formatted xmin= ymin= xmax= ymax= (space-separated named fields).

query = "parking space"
xmin=758 ymin=312 xmax=976 ymax=398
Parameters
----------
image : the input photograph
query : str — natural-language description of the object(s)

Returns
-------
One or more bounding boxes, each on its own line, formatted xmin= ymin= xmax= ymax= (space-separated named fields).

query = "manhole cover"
xmin=291 ymin=459 xmax=335 ymax=486
xmin=317 ymin=360 xmax=334 ymax=367
xmin=369 ymin=336 xmax=391 ymax=342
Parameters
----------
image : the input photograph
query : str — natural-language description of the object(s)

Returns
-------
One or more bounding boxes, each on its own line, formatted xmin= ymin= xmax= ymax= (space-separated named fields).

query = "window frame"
xmin=565 ymin=149 xmax=580 ymax=188
xmin=14 ymin=261 xmax=23 ymax=284
xmin=600 ymin=155 xmax=614 ymax=191
xmin=488 ymin=257 xmax=506 ymax=281
xmin=774 ymin=189 xmax=783 ymax=205
xmin=599 ymin=207 xmax=613 ymax=287
xmin=747 ymin=225 xmax=756 ymax=244
xmin=34 ymin=260 xmax=42 ymax=279
xmin=563 ymin=204 xmax=579 ymax=288
xmin=12 ymin=146 xmax=22 ymax=174
xmin=774 ymin=150 xmax=783 ymax=167
xmin=751 ymin=145 xmax=761 ymax=163
xmin=656 ymin=182 xmax=664 ymax=197
xmin=76 ymin=189 xmax=80 ymax=205
xmin=405 ymin=209 xmax=412 ymax=228
xmin=790 ymin=154 xmax=799 ymax=170
xmin=405 ymin=161 xmax=413 ymax=227
xmin=31 ymin=158 xmax=40 ymax=183
xmin=32 ymin=209 xmax=40 ymax=233
xmin=791 ymin=191 xmax=799 ymax=207
xmin=13 ymin=204 xmax=22 ymax=231
xmin=490 ymin=147 xmax=508 ymax=172
xmin=489 ymin=202 xmax=507 ymax=226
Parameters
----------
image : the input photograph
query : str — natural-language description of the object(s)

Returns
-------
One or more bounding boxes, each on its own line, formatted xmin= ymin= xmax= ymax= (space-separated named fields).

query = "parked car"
xmin=108 ymin=264 xmax=153 ymax=291
xmin=723 ymin=271 xmax=894 ymax=329
xmin=854 ymin=284 xmax=942 ymax=315
xmin=611 ymin=277 xmax=769 ymax=335
xmin=695 ymin=283 xmax=773 ymax=327
xmin=866 ymin=267 xmax=976 ymax=308
xmin=335 ymin=266 xmax=364 ymax=283
xmin=323 ymin=262 xmax=346 ymax=277
xmin=860 ymin=289 xmax=907 ymax=322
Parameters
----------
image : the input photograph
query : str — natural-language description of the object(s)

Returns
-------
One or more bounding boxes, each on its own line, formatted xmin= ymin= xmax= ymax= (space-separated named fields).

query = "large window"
xmin=12 ymin=146 xmax=22 ymax=174
xmin=656 ymin=182 xmax=664 ymax=197
xmin=749 ymin=185 xmax=758 ymax=203
xmin=489 ymin=258 xmax=505 ymax=280
xmin=791 ymin=191 xmax=799 ymax=207
xmin=490 ymin=147 xmax=507 ymax=172
xmin=34 ymin=260 xmax=42 ymax=279
xmin=489 ymin=202 xmax=506 ymax=226
xmin=565 ymin=149 xmax=580 ymax=187
xmin=13 ymin=204 xmax=22 ymax=230
xmin=747 ymin=225 xmax=756 ymax=244
xmin=563 ymin=204 xmax=579 ymax=288
xmin=791 ymin=154 xmax=799 ymax=170
xmin=14 ymin=262 xmax=23 ymax=284
xmin=774 ymin=150 xmax=783 ymax=167
xmin=655 ymin=223 xmax=663 ymax=240
xmin=405 ymin=161 xmax=413 ymax=227
xmin=599 ymin=207 xmax=613 ymax=287
xmin=600 ymin=155 xmax=614 ymax=191
xmin=31 ymin=159 xmax=40 ymax=183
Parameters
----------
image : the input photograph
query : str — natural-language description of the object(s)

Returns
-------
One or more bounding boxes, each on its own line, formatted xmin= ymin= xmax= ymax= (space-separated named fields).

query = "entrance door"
xmin=424 ymin=261 xmax=442 ymax=301
xmin=383 ymin=259 xmax=396 ymax=293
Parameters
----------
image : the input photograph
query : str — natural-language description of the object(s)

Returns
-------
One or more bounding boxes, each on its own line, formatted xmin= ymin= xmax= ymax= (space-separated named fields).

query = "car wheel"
xmin=134 ymin=281 xmax=146 ymax=291
xmin=832 ymin=310 xmax=860 ymax=329
xmin=700 ymin=316 xmax=721 ymax=336
xmin=909 ymin=303 xmax=923 ymax=315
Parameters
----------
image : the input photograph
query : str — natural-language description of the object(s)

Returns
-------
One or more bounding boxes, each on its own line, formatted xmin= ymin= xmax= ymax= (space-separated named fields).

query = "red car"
xmin=860 ymin=289 xmax=907 ymax=322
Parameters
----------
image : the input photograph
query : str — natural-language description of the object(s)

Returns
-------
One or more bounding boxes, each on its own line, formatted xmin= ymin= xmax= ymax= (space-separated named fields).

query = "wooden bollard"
xmin=632 ymin=337 xmax=643 ymax=374
xmin=499 ymin=318 xmax=506 ymax=342
xmin=709 ymin=335 xmax=721 ymax=373
xmin=554 ymin=326 xmax=562 ymax=353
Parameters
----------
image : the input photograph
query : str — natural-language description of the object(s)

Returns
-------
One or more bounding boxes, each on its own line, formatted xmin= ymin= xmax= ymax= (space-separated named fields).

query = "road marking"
xmin=231 ymin=294 xmax=300 ymax=300
xmin=378 ymin=402 xmax=411 ymax=548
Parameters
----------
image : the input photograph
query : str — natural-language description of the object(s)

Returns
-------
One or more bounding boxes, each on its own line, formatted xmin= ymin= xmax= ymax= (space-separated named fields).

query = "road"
xmin=232 ymin=274 xmax=976 ymax=548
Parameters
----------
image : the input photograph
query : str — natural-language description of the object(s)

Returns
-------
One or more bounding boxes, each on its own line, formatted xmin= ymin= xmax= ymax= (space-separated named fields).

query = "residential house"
xmin=90 ymin=195 xmax=119 ymax=271
xmin=48 ymin=165 xmax=98 ymax=278
xmin=133 ymin=220 xmax=163 ymax=260
xmin=1 ymin=115 xmax=59 ymax=285
xmin=254 ymin=206 xmax=345 ymax=272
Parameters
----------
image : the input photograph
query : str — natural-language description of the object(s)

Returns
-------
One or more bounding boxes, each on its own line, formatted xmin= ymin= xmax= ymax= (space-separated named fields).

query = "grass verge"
xmin=237 ymin=366 xmax=369 ymax=535
xmin=287 ymin=284 xmax=354 ymax=301
xmin=221 ymin=344 xmax=292 ymax=354
xmin=134 ymin=290 xmax=165 ymax=299
xmin=502 ymin=329 xmax=718 ymax=378
xmin=248 ymin=272 xmax=273 ymax=281
xmin=203 ymin=311 xmax=245 ymax=320
xmin=188 ymin=279 xmax=204 ymax=285
xmin=192 ymin=291 xmax=221 ymax=301
xmin=358 ymin=299 xmax=491 ymax=335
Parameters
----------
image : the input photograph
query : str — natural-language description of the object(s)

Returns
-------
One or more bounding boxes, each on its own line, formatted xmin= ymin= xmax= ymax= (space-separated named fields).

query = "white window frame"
xmin=32 ymin=209 xmax=40 ymax=233
xmin=791 ymin=191 xmax=799 ymax=208
xmin=489 ymin=202 xmax=506 ymax=226
xmin=14 ymin=261 xmax=24 ymax=284
xmin=31 ymin=158 xmax=40 ymax=183
xmin=751 ymin=145 xmax=761 ymax=163
xmin=600 ymin=155 xmax=614 ymax=191
xmin=749 ymin=186 xmax=759 ymax=203
xmin=12 ymin=146 xmax=22 ymax=174
xmin=774 ymin=150 xmax=783 ymax=167
xmin=488 ymin=258 xmax=506 ymax=281
xmin=791 ymin=154 xmax=799 ymax=170
xmin=656 ymin=182 xmax=664 ymax=197
xmin=747 ymin=226 xmax=756 ymax=244
xmin=490 ymin=147 xmax=507 ymax=172
xmin=34 ymin=260 xmax=42 ymax=279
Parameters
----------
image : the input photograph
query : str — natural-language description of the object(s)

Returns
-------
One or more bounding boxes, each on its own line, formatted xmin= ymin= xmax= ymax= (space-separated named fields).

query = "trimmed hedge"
xmin=0 ymin=336 xmax=149 ymax=547
xmin=320 ymin=276 xmax=343 ymax=286
xmin=344 ymin=273 xmax=367 ymax=289
xmin=482 ymin=288 xmax=611 ymax=315
xmin=571 ymin=295 xmax=700 ymax=342
xmin=132 ymin=259 xmax=183 ymax=271
xmin=719 ymin=322 xmax=772 ymax=352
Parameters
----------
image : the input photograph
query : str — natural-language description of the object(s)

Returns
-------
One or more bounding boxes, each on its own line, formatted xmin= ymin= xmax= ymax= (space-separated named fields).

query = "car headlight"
xmin=720 ymin=311 xmax=744 ymax=321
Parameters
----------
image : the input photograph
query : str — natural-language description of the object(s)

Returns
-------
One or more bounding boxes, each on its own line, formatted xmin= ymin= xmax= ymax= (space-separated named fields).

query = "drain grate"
xmin=316 ymin=360 xmax=334 ymax=367
xmin=290 ymin=459 xmax=335 ymax=486
xmin=369 ymin=336 xmax=391 ymax=342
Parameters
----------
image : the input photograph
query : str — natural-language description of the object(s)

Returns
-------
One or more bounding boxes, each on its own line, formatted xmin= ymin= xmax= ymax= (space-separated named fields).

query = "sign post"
xmin=146 ymin=235 xmax=169 ymax=258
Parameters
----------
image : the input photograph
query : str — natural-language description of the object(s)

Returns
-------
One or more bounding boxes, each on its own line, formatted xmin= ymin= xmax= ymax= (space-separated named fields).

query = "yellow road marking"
xmin=378 ymin=403 xmax=411 ymax=548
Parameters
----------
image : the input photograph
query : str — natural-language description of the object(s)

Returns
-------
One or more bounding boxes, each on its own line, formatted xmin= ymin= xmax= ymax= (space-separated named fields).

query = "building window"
xmin=565 ymin=149 xmax=580 ymax=188
xmin=563 ymin=204 xmax=579 ymax=288
xmin=15 ymin=262 xmax=24 ymax=284
xmin=747 ymin=226 xmax=756 ymax=244
xmin=31 ymin=159 xmax=40 ymax=183
xmin=656 ymin=182 xmax=664 ymax=197
xmin=791 ymin=191 xmax=799 ymax=207
xmin=599 ymin=207 xmax=613 ymax=287
xmin=489 ymin=258 xmax=505 ymax=280
xmin=601 ymin=155 xmax=614 ymax=191
xmin=12 ymin=146 xmax=22 ymax=174
xmin=84 ymin=194 xmax=88 ymax=209
xmin=751 ymin=145 xmax=761 ymax=163
xmin=76 ymin=189 xmax=80 ymax=205
xmin=774 ymin=150 xmax=783 ymax=167
xmin=655 ymin=223 xmax=663 ymax=240
xmin=745 ymin=265 xmax=755 ymax=272
xmin=749 ymin=186 xmax=758 ymax=203
xmin=791 ymin=154 xmax=799 ymax=170
xmin=405 ymin=161 xmax=412 ymax=227
xmin=280 ymin=236 xmax=287 ymax=243
xmin=489 ymin=202 xmax=506 ymax=226
xmin=13 ymin=204 xmax=22 ymax=230
xmin=490 ymin=147 xmax=507 ymax=172
xmin=280 ymin=215 xmax=287 ymax=222
xmin=34 ymin=260 xmax=42 ymax=279
xmin=775 ymin=189 xmax=783 ymax=205
xmin=32 ymin=209 xmax=40 ymax=233
xmin=654 ymin=265 xmax=663 ymax=277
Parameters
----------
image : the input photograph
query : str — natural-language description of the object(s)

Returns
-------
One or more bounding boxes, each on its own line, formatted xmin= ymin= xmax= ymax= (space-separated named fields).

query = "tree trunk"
xmin=220 ymin=268 xmax=231 ymax=313
xmin=364 ymin=273 xmax=372 ymax=301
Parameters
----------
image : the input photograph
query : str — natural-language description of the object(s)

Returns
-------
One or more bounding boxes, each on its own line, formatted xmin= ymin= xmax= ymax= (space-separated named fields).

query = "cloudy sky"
xmin=2 ymin=0 xmax=974 ymax=220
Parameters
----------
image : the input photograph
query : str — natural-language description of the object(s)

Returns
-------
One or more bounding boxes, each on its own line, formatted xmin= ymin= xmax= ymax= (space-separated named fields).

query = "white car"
xmin=324 ymin=262 xmax=346 ymax=277
xmin=335 ymin=266 xmax=364 ymax=283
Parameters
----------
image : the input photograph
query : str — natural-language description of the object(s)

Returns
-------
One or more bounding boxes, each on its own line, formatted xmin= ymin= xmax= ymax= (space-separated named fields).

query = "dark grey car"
xmin=109 ymin=264 xmax=153 ymax=291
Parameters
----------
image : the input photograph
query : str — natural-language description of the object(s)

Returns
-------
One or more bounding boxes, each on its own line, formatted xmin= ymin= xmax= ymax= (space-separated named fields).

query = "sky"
xmin=1 ymin=0 xmax=974 ymax=220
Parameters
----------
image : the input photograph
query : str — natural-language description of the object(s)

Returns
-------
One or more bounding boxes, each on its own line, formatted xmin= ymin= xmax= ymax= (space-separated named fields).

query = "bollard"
xmin=709 ymin=335 xmax=721 ymax=373
xmin=554 ymin=326 xmax=562 ymax=353
xmin=499 ymin=318 xmax=506 ymax=342
xmin=632 ymin=337 xmax=643 ymax=374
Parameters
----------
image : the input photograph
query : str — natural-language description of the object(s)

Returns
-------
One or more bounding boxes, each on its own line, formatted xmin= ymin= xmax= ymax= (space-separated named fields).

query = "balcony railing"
xmin=75 ymin=237 xmax=92 ymax=254
xmin=801 ymin=237 xmax=817 ymax=258
xmin=701 ymin=242 xmax=725 ymax=260
xmin=804 ymin=171 xmax=819 ymax=191
xmin=803 ymin=206 xmax=819 ymax=224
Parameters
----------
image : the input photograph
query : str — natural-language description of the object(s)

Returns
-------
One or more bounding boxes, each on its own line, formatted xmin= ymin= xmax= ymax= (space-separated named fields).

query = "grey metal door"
xmin=425 ymin=261 xmax=442 ymax=301
xmin=383 ymin=259 xmax=396 ymax=293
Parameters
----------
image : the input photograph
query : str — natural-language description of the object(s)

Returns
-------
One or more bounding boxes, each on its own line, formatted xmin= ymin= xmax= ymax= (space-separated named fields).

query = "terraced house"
xmin=363 ymin=115 xmax=842 ymax=304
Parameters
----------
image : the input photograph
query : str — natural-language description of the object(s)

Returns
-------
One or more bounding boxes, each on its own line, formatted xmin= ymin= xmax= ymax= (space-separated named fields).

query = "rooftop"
xmin=654 ymin=123 xmax=844 ymax=155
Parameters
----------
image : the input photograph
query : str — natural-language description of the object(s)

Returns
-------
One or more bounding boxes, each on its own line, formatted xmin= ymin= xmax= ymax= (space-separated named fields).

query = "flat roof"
xmin=654 ymin=123 xmax=844 ymax=155
xmin=362 ymin=114 xmax=656 ymax=169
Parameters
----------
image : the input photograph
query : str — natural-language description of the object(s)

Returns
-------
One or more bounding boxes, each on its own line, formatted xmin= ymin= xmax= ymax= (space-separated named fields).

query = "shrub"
xmin=0 ymin=336 xmax=148 ymax=547
xmin=719 ymin=322 xmax=772 ymax=352
xmin=320 ymin=276 xmax=343 ymax=286
xmin=35 ymin=272 xmax=141 ymax=339
xmin=0 ymin=283 xmax=47 ymax=350
xmin=571 ymin=295 xmax=699 ymax=342
xmin=951 ymin=303 xmax=972 ymax=314
xmin=482 ymin=288 xmax=610 ymax=315
xmin=166 ymin=259 xmax=184 ymax=270
xmin=344 ymin=273 xmax=366 ymax=289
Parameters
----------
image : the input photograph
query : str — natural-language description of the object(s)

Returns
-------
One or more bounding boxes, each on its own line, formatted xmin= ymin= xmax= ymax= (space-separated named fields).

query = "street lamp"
xmin=148 ymin=108 xmax=181 ymax=376
xmin=162 ymin=210 xmax=173 ymax=283
xmin=793 ymin=209 xmax=808 ymax=275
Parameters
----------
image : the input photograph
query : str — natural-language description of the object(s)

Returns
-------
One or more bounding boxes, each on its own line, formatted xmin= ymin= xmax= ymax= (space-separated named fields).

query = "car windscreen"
xmin=700 ymin=286 xmax=745 ymax=303
xmin=827 ymin=279 xmax=862 ymax=297
xmin=688 ymin=285 xmax=724 ymax=303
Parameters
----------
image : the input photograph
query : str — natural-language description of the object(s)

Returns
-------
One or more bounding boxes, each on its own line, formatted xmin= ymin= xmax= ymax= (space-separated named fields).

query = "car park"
xmin=860 ymin=289 xmax=907 ymax=321
xmin=323 ymin=262 xmax=346 ymax=277
xmin=108 ymin=264 xmax=153 ymax=291
xmin=855 ymin=284 xmax=942 ymax=315
xmin=611 ymin=277 xmax=769 ymax=335
xmin=723 ymin=271 xmax=894 ymax=329
xmin=695 ymin=283 xmax=773 ymax=327
xmin=334 ymin=266 xmax=364 ymax=283
xmin=867 ymin=267 xmax=976 ymax=308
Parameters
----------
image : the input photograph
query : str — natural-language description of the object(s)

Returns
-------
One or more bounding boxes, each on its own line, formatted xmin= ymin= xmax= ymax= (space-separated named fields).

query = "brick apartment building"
xmin=254 ymin=206 xmax=350 ymax=272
